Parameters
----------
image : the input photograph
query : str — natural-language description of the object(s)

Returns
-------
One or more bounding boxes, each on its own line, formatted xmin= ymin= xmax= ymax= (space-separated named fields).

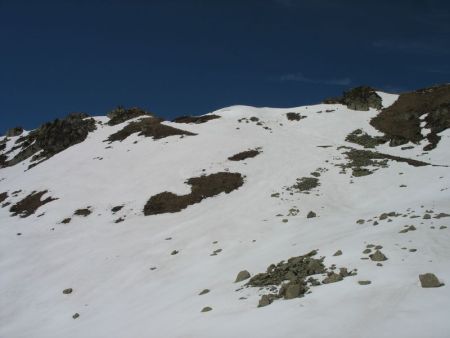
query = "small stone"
xmin=419 ymin=273 xmax=444 ymax=288
xmin=201 ymin=306 xmax=212 ymax=312
xmin=373 ymin=221 xmax=379 ymax=225
xmin=358 ymin=280 xmax=371 ymax=285
xmin=199 ymin=289 xmax=210 ymax=295
xmin=379 ymin=213 xmax=389 ymax=220
xmin=440 ymin=226 xmax=447 ymax=230
xmin=376 ymin=263 xmax=383 ymax=267
xmin=369 ymin=250 xmax=388 ymax=261
xmin=282 ymin=219 xmax=288 ymax=223
xmin=258 ymin=294 xmax=273 ymax=307
xmin=363 ymin=248 xmax=371 ymax=254
xmin=61 ymin=218 xmax=71 ymax=224
xmin=409 ymin=249 xmax=417 ymax=252
xmin=63 ymin=288 xmax=73 ymax=294
xmin=72 ymin=313 xmax=80 ymax=319
xmin=366 ymin=244 xmax=375 ymax=248
xmin=423 ymin=214 xmax=431 ymax=219
xmin=374 ymin=245 xmax=383 ymax=250
xmin=171 ymin=250 xmax=179 ymax=255
xmin=307 ymin=211 xmax=317 ymax=218
xmin=16 ymin=233 xmax=22 ymax=236
xmin=356 ymin=219 xmax=365 ymax=224
xmin=235 ymin=270 xmax=251 ymax=283
xmin=333 ymin=250 xmax=343 ymax=256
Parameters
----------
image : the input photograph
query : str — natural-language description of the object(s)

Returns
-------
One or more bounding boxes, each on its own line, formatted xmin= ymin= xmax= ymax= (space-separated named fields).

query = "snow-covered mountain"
xmin=1 ymin=85 xmax=449 ymax=338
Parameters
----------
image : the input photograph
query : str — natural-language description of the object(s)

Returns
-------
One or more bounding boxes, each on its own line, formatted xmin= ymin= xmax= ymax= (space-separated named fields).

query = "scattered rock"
xmin=201 ymin=306 xmax=212 ymax=312
xmin=423 ymin=214 xmax=431 ymax=219
xmin=74 ymin=208 xmax=91 ymax=217
xmin=172 ymin=114 xmax=220 ymax=124
xmin=419 ymin=273 xmax=444 ymax=288
xmin=358 ymin=280 xmax=371 ymax=285
xmin=369 ymin=250 xmax=388 ymax=261
xmin=171 ymin=250 xmax=179 ymax=255
xmin=235 ymin=270 xmax=251 ymax=283
xmin=258 ymin=294 xmax=276 ymax=307
xmin=356 ymin=219 xmax=365 ymax=224
xmin=111 ymin=205 xmax=124 ymax=213
xmin=63 ymin=288 xmax=73 ymax=294
xmin=322 ymin=272 xmax=343 ymax=284
xmin=61 ymin=218 xmax=71 ymax=224
xmin=199 ymin=289 xmax=210 ymax=295
xmin=286 ymin=112 xmax=306 ymax=121
xmin=307 ymin=211 xmax=316 ymax=218
xmin=228 ymin=149 xmax=261 ymax=161
xmin=333 ymin=250 xmax=343 ymax=256
xmin=72 ymin=313 xmax=80 ymax=319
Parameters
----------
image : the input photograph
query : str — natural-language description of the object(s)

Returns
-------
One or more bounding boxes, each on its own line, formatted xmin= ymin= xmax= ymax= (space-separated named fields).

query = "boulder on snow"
xmin=419 ymin=273 xmax=444 ymax=288
xmin=235 ymin=270 xmax=251 ymax=283
xmin=369 ymin=250 xmax=388 ymax=261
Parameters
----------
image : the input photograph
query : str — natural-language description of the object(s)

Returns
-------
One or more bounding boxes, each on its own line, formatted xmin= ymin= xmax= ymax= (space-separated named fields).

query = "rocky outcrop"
xmin=172 ymin=114 xmax=220 ymax=124
xmin=2 ymin=113 xmax=96 ymax=169
xmin=107 ymin=107 xmax=150 ymax=126
xmin=5 ymin=127 xmax=24 ymax=137
xmin=324 ymin=86 xmax=382 ymax=111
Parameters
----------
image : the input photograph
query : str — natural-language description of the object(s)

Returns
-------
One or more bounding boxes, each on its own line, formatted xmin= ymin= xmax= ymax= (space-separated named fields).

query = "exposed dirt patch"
xmin=106 ymin=117 xmax=196 ymax=143
xmin=10 ymin=191 xmax=57 ymax=217
xmin=172 ymin=114 xmax=220 ymax=124
xmin=286 ymin=112 xmax=306 ymax=121
xmin=144 ymin=172 xmax=244 ymax=215
xmin=0 ymin=192 xmax=8 ymax=204
xmin=74 ymin=208 xmax=91 ymax=217
xmin=228 ymin=148 xmax=261 ymax=161
xmin=324 ymin=86 xmax=382 ymax=111
xmin=370 ymin=84 xmax=450 ymax=150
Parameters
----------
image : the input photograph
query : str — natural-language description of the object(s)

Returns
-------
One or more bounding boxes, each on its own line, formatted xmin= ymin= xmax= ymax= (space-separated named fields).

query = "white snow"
xmin=1 ymin=103 xmax=449 ymax=338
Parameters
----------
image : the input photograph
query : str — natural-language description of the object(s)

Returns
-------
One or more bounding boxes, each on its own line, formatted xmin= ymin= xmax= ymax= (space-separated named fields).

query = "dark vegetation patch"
xmin=286 ymin=112 xmax=306 ymax=121
xmin=345 ymin=129 xmax=387 ymax=148
xmin=106 ymin=117 xmax=196 ymax=143
xmin=10 ymin=191 xmax=57 ymax=217
xmin=172 ymin=114 xmax=220 ymax=124
xmin=243 ymin=251 xmax=355 ymax=307
xmin=370 ymin=84 xmax=450 ymax=150
xmin=228 ymin=148 xmax=261 ymax=161
xmin=107 ymin=106 xmax=150 ymax=126
xmin=324 ymin=86 xmax=382 ymax=111
xmin=74 ymin=208 xmax=92 ymax=217
xmin=1 ymin=113 xmax=96 ymax=169
xmin=287 ymin=177 xmax=320 ymax=194
xmin=337 ymin=147 xmax=430 ymax=177
xmin=0 ymin=192 xmax=8 ymax=204
xmin=143 ymin=172 xmax=244 ymax=215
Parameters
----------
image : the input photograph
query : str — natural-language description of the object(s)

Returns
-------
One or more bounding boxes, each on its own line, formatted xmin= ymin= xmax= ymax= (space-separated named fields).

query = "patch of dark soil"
xmin=246 ymin=250 xmax=355 ymax=307
xmin=143 ymin=172 xmax=244 ymax=215
xmin=111 ymin=205 xmax=124 ymax=213
xmin=345 ymin=129 xmax=387 ymax=148
xmin=0 ymin=192 xmax=8 ymax=204
xmin=10 ymin=191 xmax=57 ymax=217
xmin=74 ymin=208 xmax=91 ymax=217
xmin=337 ymin=147 xmax=430 ymax=177
xmin=228 ymin=149 xmax=261 ymax=161
xmin=324 ymin=86 xmax=382 ymax=111
xmin=3 ymin=113 xmax=96 ymax=169
xmin=172 ymin=114 xmax=220 ymax=124
xmin=370 ymin=84 xmax=450 ymax=150
xmin=106 ymin=117 xmax=196 ymax=143
xmin=107 ymin=106 xmax=150 ymax=126
xmin=286 ymin=112 xmax=306 ymax=121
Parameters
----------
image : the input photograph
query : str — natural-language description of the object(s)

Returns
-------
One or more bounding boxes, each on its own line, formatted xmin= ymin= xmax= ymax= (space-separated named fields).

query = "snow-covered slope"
xmin=1 ymin=89 xmax=450 ymax=338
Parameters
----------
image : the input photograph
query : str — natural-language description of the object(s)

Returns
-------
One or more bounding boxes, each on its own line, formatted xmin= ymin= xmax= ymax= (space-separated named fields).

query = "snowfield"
xmin=1 ymin=92 xmax=450 ymax=338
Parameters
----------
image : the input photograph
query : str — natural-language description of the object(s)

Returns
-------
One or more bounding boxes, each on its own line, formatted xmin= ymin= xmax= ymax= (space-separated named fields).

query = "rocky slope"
xmin=1 ymin=84 xmax=449 ymax=338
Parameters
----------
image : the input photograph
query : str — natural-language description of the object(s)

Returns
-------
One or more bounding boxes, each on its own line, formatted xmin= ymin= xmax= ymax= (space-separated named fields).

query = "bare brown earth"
xmin=228 ymin=149 xmax=261 ymax=161
xmin=172 ymin=114 xmax=220 ymax=124
xmin=143 ymin=172 xmax=244 ymax=215
xmin=370 ymin=84 xmax=450 ymax=150
xmin=10 ymin=191 xmax=57 ymax=217
xmin=106 ymin=117 xmax=196 ymax=143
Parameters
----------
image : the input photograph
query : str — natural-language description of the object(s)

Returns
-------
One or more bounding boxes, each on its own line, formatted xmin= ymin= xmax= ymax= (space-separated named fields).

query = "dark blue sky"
xmin=1 ymin=0 xmax=449 ymax=133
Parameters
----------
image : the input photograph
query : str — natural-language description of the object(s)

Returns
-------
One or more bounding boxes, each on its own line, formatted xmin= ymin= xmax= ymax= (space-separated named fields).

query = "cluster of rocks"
xmin=106 ymin=106 xmax=150 ymax=126
xmin=324 ymin=86 xmax=382 ymax=111
xmin=286 ymin=112 xmax=306 ymax=121
xmin=9 ymin=190 xmax=57 ymax=218
xmin=235 ymin=250 xmax=356 ymax=307
xmin=172 ymin=114 xmax=220 ymax=124
xmin=228 ymin=148 xmax=261 ymax=161
xmin=345 ymin=129 xmax=387 ymax=148
xmin=287 ymin=176 xmax=320 ymax=194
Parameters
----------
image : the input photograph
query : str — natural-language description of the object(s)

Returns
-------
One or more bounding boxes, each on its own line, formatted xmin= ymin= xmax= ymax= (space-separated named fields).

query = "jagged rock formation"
xmin=324 ymin=86 xmax=382 ymax=111
xmin=107 ymin=107 xmax=151 ymax=126
xmin=5 ymin=127 xmax=24 ymax=137
xmin=172 ymin=114 xmax=220 ymax=124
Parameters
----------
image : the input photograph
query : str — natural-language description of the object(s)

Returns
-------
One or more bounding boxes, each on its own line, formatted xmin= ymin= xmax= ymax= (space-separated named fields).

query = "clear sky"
xmin=1 ymin=0 xmax=449 ymax=133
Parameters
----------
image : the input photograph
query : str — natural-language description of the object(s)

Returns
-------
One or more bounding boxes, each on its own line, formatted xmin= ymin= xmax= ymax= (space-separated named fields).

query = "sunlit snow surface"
xmin=1 ymin=95 xmax=450 ymax=338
